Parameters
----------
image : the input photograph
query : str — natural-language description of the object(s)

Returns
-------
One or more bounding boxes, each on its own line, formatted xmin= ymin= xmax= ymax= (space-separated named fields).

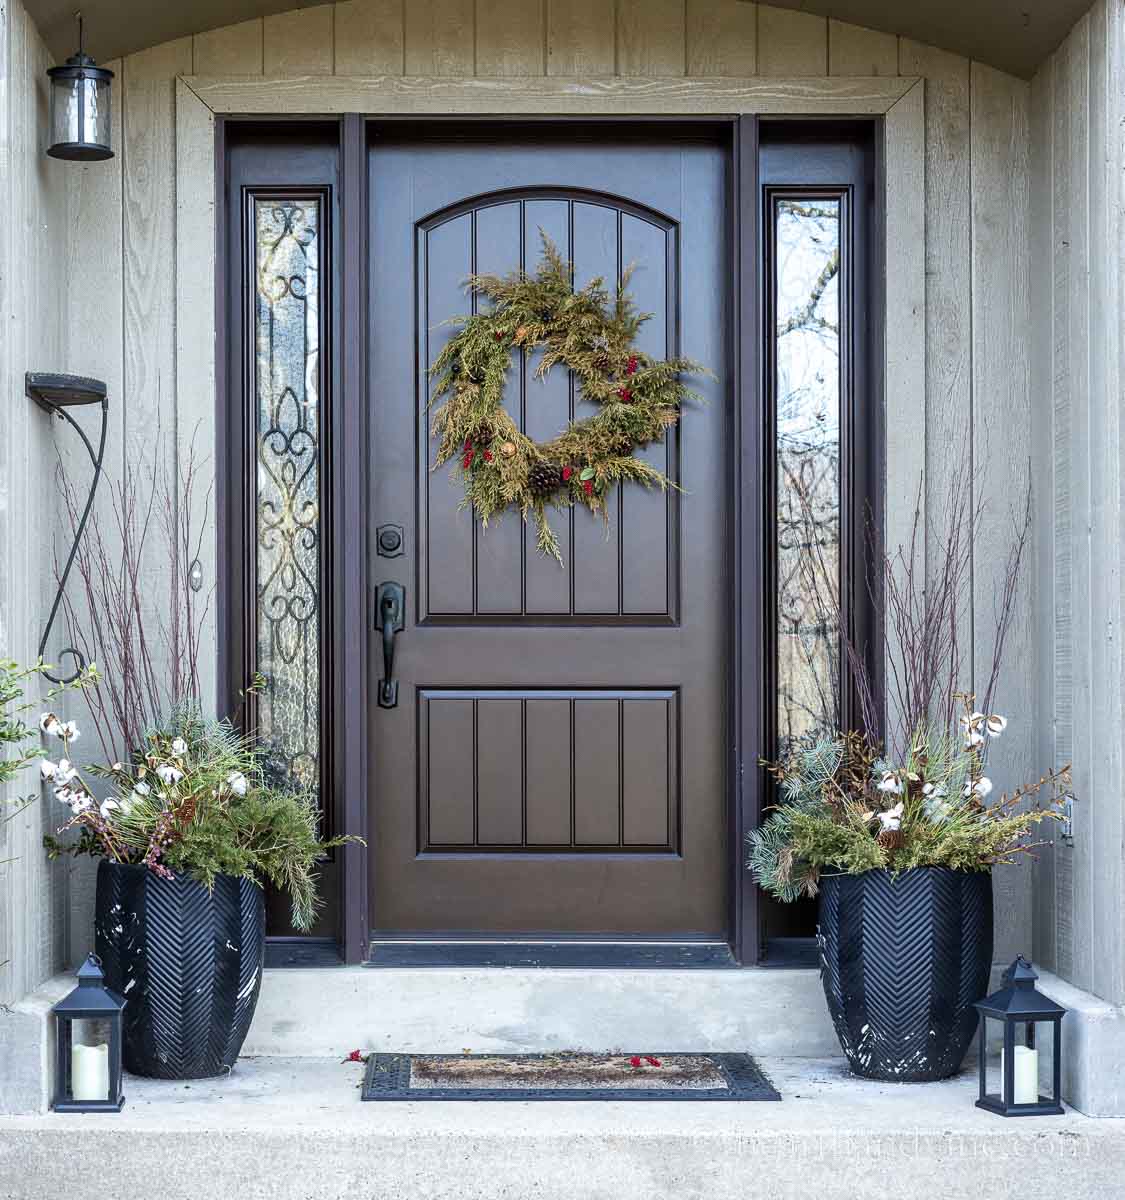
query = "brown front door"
xmin=367 ymin=125 xmax=730 ymax=937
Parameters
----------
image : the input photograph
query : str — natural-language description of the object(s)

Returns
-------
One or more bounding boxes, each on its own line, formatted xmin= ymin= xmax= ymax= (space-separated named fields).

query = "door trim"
xmin=195 ymin=79 xmax=926 ymax=965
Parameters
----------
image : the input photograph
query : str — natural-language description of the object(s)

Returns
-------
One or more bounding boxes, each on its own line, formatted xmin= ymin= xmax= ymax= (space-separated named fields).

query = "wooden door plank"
xmin=882 ymin=80 xmax=926 ymax=725
xmin=264 ymin=4 xmax=334 ymax=75
xmin=404 ymin=0 xmax=475 ymax=75
xmin=546 ymin=0 xmax=614 ymax=75
xmin=1083 ymin=0 xmax=1122 ymax=1006
xmin=970 ymin=60 xmax=1034 ymax=970
xmin=122 ymin=37 xmax=193 ymax=491
xmin=175 ymin=80 xmax=219 ymax=717
xmin=898 ymin=40 xmax=971 ymax=692
xmin=758 ymin=6 xmax=827 ymax=77
xmin=1089 ymin=0 xmax=1122 ymax=1012
xmin=334 ymin=0 xmax=405 ymax=74
xmin=1028 ymin=57 xmax=1057 ymax=976
xmin=186 ymin=73 xmax=916 ymax=115
xmin=193 ymin=18 xmax=263 ymax=75
xmin=617 ymin=0 xmax=685 ymax=76
xmin=686 ymin=0 xmax=756 ymax=77
xmin=476 ymin=0 xmax=545 ymax=76
xmin=828 ymin=19 xmax=897 ymax=77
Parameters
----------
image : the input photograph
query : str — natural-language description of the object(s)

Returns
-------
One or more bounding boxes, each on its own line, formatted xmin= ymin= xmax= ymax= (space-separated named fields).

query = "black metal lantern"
xmin=52 ymin=955 xmax=126 ymax=1113
xmin=974 ymin=956 xmax=1065 ymax=1117
xmin=47 ymin=14 xmax=114 ymax=161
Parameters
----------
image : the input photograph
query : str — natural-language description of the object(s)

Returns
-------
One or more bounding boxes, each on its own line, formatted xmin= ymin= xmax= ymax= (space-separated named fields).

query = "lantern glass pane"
xmin=83 ymin=77 xmax=111 ymax=147
xmin=67 ymin=1018 xmax=112 ymax=1102
xmin=49 ymin=74 xmax=111 ymax=151
xmin=50 ymin=77 xmax=82 ymax=146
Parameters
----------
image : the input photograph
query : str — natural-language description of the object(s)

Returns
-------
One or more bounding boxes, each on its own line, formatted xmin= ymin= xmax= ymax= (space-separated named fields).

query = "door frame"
xmin=194 ymin=75 xmax=925 ymax=966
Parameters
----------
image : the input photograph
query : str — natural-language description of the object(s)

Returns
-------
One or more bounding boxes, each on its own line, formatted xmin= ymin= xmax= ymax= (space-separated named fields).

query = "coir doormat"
xmin=361 ymin=1052 xmax=780 ymax=1101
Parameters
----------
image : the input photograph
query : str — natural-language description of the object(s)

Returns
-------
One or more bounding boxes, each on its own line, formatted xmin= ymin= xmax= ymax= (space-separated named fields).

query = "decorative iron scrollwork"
xmin=26 ymin=372 xmax=108 ymax=685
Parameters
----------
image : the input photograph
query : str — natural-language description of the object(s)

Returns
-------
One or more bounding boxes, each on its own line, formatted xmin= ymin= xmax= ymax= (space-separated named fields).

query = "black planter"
xmin=818 ymin=867 xmax=993 ymax=1081
xmin=94 ymin=860 xmax=266 ymax=1079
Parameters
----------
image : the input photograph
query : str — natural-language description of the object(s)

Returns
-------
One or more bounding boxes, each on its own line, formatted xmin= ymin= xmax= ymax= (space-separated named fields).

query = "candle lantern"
xmin=974 ymin=956 xmax=1065 ymax=1117
xmin=51 ymin=955 xmax=125 ymax=1113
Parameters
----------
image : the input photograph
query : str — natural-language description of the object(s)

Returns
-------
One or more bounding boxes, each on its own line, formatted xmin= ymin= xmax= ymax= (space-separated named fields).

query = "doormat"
xmin=361 ymin=1053 xmax=780 ymax=1101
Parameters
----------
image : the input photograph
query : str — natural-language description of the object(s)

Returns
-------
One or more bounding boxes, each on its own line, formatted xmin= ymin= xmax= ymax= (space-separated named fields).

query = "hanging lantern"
xmin=51 ymin=955 xmax=126 ymax=1113
xmin=47 ymin=14 xmax=114 ymax=162
xmin=974 ymin=956 xmax=1066 ymax=1117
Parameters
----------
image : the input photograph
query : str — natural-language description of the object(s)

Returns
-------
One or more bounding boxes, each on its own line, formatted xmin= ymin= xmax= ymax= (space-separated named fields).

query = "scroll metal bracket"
xmin=26 ymin=372 xmax=109 ymax=685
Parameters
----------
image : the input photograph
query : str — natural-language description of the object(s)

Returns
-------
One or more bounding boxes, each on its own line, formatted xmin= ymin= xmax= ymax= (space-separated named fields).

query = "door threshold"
xmin=365 ymin=939 xmax=738 ymax=969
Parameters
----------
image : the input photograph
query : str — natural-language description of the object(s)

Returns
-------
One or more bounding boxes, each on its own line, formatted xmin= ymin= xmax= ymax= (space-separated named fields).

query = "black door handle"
xmin=376 ymin=582 xmax=405 ymax=708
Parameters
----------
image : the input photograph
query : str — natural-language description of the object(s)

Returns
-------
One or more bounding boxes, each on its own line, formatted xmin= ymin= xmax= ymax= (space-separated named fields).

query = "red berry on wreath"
xmin=617 ymin=387 xmax=632 ymax=403
xmin=464 ymin=437 xmax=472 ymax=452
xmin=562 ymin=466 xmax=573 ymax=482
xmin=583 ymin=479 xmax=594 ymax=496
xmin=483 ymin=450 xmax=493 ymax=462
xmin=626 ymin=355 xmax=638 ymax=375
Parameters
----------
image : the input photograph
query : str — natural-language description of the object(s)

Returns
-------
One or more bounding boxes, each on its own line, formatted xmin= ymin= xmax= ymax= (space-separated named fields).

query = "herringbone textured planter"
xmin=817 ymin=867 xmax=992 ymax=1081
xmin=95 ymin=860 xmax=266 ymax=1079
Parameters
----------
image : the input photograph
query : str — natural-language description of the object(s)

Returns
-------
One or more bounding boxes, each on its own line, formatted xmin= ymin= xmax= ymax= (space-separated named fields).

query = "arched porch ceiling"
xmin=26 ymin=0 xmax=1089 ymax=80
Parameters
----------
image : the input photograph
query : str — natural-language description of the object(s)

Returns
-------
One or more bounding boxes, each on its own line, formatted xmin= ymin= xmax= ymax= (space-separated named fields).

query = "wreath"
xmin=429 ymin=236 xmax=707 ymax=563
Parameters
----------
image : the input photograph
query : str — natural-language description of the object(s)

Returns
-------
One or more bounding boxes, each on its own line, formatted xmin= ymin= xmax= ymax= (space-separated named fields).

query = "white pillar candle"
xmin=1000 ymin=1044 xmax=1039 ymax=1104
xmin=71 ymin=1041 xmax=110 ymax=1102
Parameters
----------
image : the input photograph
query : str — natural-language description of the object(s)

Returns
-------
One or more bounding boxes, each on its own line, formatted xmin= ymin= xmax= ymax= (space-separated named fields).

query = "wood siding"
xmin=3 ymin=0 xmax=1047 ymax=988
xmin=0 ymin=0 xmax=69 ymax=1008
xmin=1030 ymin=0 xmax=1125 ymax=1005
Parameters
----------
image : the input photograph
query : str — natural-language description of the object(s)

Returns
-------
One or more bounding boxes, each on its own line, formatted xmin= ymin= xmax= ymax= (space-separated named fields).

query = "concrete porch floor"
xmin=2 ymin=1056 xmax=1122 ymax=1200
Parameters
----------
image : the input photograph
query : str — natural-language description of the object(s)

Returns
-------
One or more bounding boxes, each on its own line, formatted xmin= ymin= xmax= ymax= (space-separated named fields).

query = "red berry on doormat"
xmin=629 ymin=1056 xmax=642 ymax=1068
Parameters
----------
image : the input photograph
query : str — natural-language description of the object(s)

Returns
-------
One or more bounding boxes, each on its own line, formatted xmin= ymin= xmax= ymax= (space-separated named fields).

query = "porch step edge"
xmin=243 ymin=965 xmax=838 ymax=1057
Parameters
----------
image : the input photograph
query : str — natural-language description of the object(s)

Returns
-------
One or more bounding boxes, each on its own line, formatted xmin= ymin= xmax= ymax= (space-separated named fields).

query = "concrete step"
xmin=2 ymin=1056 xmax=1119 ymax=1200
xmin=243 ymin=965 xmax=838 ymax=1057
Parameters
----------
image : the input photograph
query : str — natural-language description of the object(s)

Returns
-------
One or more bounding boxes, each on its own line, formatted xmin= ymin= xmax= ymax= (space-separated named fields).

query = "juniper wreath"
xmin=429 ymin=235 xmax=709 ymax=563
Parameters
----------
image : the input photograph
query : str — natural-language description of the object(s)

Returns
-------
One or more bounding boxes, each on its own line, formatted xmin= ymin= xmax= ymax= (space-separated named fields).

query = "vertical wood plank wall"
xmin=0 ymin=0 xmax=68 ymax=1008
xmin=5 ymin=0 xmax=1056 ymax=994
xmin=1030 ymin=0 xmax=1125 ymax=1005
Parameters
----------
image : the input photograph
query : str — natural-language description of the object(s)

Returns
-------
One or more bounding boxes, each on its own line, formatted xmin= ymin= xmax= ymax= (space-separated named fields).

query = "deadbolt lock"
xmin=377 ymin=524 xmax=403 ymax=557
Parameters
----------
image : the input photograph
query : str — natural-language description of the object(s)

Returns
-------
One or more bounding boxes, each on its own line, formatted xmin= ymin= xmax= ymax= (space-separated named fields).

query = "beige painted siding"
xmin=1030 ymin=0 xmax=1125 ymax=1005
xmin=0 ymin=0 xmax=69 ymax=1008
xmin=5 ymin=1 xmax=1040 ymax=985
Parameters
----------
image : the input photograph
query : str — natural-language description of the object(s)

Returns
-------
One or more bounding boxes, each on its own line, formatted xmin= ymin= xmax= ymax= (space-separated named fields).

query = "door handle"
xmin=376 ymin=581 xmax=405 ymax=708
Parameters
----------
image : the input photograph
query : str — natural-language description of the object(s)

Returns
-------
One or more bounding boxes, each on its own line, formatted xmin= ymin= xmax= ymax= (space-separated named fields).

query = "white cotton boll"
xmin=877 ymin=772 xmax=903 ymax=795
xmin=226 ymin=771 xmax=249 ymax=797
xmin=878 ymin=802 xmax=904 ymax=832
xmin=40 ymin=760 xmax=58 ymax=781
xmin=133 ymin=781 xmax=151 ymax=796
xmin=171 ymin=737 xmax=188 ymax=756
xmin=59 ymin=721 xmax=79 ymax=741
xmin=986 ymin=715 xmax=1008 ymax=737
xmin=99 ymin=799 xmax=120 ymax=819
xmin=39 ymin=713 xmax=62 ymax=737
xmin=155 ymin=764 xmax=184 ymax=786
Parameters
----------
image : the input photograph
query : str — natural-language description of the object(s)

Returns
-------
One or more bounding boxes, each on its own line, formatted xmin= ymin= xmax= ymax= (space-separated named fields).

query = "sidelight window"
xmin=252 ymin=196 xmax=324 ymax=799
xmin=771 ymin=194 xmax=843 ymax=749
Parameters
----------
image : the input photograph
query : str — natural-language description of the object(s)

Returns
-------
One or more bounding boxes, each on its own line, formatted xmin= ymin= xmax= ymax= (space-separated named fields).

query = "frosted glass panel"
xmin=254 ymin=198 xmax=321 ymax=795
xmin=774 ymin=197 xmax=841 ymax=748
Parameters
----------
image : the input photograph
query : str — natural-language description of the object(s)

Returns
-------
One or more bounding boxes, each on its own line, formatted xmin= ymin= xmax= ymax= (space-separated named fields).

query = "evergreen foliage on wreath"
xmin=429 ymin=235 xmax=708 ymax=563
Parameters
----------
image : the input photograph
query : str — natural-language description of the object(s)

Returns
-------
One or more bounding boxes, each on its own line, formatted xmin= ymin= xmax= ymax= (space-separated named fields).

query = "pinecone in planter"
xmin=528 ymin=461 xmax=563 ymax=497
xmin=877 ymin=828 xmax=907 ymax=853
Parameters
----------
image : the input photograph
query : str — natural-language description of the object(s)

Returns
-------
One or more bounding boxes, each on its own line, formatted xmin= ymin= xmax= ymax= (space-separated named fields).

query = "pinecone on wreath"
xmin=527 ymin=461 xmax=563 ymax=497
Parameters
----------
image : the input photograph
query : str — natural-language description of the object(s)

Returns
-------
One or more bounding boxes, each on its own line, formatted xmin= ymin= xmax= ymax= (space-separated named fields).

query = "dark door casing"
xmin=367 ymin=127 xmax=731 ymax=937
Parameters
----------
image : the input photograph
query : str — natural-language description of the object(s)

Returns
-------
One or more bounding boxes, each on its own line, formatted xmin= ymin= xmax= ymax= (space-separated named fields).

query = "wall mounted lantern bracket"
xmin=25 ymin=373 xmax=108 ymax=685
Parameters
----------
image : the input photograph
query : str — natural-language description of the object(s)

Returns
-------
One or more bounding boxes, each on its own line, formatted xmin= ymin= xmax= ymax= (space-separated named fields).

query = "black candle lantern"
xmin=974 ymin=956 xmax=1065 ymax=1117
xmin=52 ymin=955 xmax=126 ymax=1113
xmin=46 ymin=14 xmax=114 ymax=161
